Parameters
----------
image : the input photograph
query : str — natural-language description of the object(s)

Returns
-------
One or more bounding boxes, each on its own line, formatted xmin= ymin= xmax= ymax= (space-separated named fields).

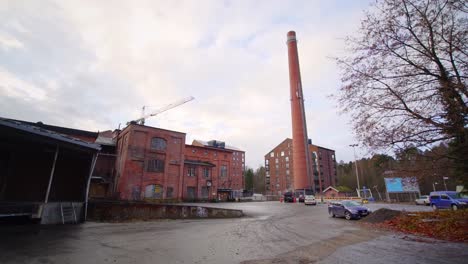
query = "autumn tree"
xmin=336 ymin=0 xmax=467 ymax=183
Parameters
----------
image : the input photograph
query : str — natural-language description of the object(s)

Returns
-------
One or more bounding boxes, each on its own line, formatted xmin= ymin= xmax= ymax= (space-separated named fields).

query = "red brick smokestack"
xmin=286 ymin=31 xmax=313 ymax=191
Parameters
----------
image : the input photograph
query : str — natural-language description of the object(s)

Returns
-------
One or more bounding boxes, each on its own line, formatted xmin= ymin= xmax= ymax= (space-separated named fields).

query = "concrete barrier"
xmin=87 ymin=200 xmax=243 ymax=222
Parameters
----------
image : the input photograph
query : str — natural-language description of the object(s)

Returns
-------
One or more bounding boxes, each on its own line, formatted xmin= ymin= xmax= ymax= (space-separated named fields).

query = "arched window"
xmin=151 ymin=137 xmax=167 ymax=151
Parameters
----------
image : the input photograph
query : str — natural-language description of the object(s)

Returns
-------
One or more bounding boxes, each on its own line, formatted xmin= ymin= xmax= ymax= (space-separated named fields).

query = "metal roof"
xmin=184 ymin=160 xmax=216 ymax=167
xmin=0 ymin=117 xmax=101 ymax=151
xmin=192 ymin=139 xmax=243 ymax=151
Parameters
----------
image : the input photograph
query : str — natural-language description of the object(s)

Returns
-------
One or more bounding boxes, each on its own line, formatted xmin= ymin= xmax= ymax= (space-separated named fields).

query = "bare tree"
xmin=335 ymin=0 xmax=467 ymax=180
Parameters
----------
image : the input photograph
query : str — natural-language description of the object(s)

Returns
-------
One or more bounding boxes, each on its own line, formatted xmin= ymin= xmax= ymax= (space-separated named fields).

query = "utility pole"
xmin=349 ymin=144 xmax=361 ymax=198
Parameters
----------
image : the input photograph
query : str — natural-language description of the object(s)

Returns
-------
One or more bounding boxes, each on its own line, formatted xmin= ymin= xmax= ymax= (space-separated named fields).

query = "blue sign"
xmin=384 ymin=178 xmax=403 ymax=192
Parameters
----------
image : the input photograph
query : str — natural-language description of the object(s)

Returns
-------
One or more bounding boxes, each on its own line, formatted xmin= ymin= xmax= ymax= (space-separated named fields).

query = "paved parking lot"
xmin=0 ymin=202 xmax=466 ymax=264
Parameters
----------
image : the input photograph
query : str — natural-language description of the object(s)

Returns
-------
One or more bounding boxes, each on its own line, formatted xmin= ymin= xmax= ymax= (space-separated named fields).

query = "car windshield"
xmin=420 ymin=196 xmax=428 ymax=199
xmin=342 ymin=201 xmax=360 ymax=207
xmin=447 ymin=193 xmax=461 ymax=199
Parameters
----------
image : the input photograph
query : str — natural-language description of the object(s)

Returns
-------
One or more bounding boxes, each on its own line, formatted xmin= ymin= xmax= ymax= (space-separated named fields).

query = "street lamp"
xmin=433 ymin=182 xmax=439 ymax=192
xmin=349 ymin=144 xmax=361 ymax=198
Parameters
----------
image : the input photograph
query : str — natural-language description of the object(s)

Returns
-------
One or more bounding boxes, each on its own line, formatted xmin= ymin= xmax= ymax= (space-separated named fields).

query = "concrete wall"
xmin=87 ymin=201 xmax=243 ymax=222
xmin=40 ymin=202 xmax=84 ymax=224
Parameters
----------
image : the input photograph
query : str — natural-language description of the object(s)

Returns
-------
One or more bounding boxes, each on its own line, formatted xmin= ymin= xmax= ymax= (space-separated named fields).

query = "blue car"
xmin=429 ymin=191 xmax=468 ymax=210
xmin=328 ymin=200 xmax=371 ymax=220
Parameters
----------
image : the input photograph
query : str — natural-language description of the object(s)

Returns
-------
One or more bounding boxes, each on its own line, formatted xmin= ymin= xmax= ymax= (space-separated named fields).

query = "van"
xmin=429 ymin=191 xmax=468 ymax=210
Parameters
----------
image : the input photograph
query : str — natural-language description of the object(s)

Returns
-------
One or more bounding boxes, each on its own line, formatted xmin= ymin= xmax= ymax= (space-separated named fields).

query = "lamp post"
xmin=349 ymin=144 xmax=361 ymax=198
xmin=432 ymin=182 xmax=438 ymax=192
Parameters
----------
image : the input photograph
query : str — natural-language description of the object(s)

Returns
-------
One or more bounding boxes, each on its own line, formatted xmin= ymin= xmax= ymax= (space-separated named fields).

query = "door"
xmin=440 ymin=194 xmax=451 ymax=208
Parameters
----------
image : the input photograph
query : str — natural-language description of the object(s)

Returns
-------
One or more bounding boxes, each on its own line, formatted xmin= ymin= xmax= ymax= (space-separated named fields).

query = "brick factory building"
xmin=114 ymin=123 xmax=245 ymax=201
xmin=2 ymin=118 xmax=245 ymax=204
xmin=264 ymin=138 xmax=336 ymax=196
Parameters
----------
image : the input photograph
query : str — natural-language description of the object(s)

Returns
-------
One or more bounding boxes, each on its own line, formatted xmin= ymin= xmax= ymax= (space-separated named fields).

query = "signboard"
xmin=384 ymin=177 xmax=419 ymax=193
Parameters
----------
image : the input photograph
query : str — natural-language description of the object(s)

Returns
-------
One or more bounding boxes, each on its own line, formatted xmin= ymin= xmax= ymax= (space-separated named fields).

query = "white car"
xmin=415 ymin=195 xmax=430 ymax=205
xmin=304 ymin=195 xmax=317 ymax=205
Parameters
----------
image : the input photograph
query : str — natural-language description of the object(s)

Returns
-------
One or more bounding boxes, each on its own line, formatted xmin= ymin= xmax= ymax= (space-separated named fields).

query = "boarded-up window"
xmin=201 ymin=187 xmax=209 ymax=199
xmin=166 ymin=187 xmax=174 ymax=198
xmin=147 ymin=159 xmax=165 ymax=172
xmin=144 ymin=184 xmax=163 ymax=199
xmin=187 ymin=187 xmax=196 ymax=199
xmin=151 ymin=137 xmax=167 ymax=151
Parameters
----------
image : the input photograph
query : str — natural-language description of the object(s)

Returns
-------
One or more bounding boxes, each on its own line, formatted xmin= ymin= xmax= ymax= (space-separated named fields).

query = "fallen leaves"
xmin=373 ymin=209 xmax=468 ymax=242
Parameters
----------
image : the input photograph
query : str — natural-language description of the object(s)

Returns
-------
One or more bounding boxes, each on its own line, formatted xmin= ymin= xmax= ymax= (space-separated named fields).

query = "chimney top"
xmin=287 ymin=31 xmax=297 ymax=43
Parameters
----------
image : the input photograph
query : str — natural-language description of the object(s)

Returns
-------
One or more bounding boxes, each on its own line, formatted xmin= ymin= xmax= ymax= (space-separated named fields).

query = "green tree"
xmin=254 ymin=166 xmax=266 ymax=194
xmin=244 ymin=167 xmax=254 ymax=191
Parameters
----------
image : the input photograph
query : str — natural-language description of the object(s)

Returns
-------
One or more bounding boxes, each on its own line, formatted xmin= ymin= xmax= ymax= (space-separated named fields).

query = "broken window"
xmin=147 ymin=159 xmax=165 ymax=172
xmin=202 ymin=167 xmax=211 ymax=178
xmin=151 ymin=137 xmax=167 ymax=151
xmin=187 ymin=166 xmax=197 ymax=177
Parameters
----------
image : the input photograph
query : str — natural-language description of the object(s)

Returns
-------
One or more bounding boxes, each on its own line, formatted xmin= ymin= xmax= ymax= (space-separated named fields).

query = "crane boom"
xmin=131 ymin=96 xmax=195 ymax=125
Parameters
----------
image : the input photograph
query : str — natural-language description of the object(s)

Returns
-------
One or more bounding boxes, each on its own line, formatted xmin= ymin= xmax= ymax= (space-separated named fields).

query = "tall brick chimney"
xmin=286 ymin=31 xmax=313 ymax=191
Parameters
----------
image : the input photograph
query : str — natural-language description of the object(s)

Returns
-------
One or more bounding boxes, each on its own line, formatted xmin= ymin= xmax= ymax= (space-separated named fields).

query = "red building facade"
xmin=264 ymin=138 xmax=336 ymax=195
xmin=114 ymin=124 xmax=244 ymax=201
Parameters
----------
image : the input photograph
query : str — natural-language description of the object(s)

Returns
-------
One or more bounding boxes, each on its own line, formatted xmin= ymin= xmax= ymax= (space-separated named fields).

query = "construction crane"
xmin=128 ymin=96 xmax=195 ymax=125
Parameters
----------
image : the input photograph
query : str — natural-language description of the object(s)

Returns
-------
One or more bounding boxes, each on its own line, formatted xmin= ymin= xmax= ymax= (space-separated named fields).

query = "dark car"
xmin=328 ymin=200 xmax=371 ymax=220
xmin=283 ymin=192 xmax=294 ymax=203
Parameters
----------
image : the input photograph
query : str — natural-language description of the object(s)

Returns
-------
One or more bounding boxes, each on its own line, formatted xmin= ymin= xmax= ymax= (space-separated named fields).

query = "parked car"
xmin=283 ymin=192 xmax=294 ymax=203
xmin=298 ymin=194 xmax=305 ymax=203
xmin=415 ymin=195 xmax=430 ymax=205
xmin=328 ymin=200 xmax=371 ymax=220
xmin=304 ymin=195 xmax=317 ymax=205
xmin=429 ymin=191 xmax=468 ymax=210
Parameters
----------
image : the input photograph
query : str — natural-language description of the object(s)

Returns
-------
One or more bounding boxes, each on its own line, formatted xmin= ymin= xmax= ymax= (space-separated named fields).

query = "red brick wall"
xmin=114 ymin=124 xmax=186 ymax=200
xmin=183 ymin=145 xmax=244 ymax=200
xmin=265 ymin=138 xmax=337 ymax=196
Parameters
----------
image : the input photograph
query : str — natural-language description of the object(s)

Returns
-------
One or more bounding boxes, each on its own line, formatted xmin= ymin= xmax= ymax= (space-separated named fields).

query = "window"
xmin=275 ymin=164 xmax=279 ymax=169
xmin=286 ymin=170 xmax=290 ymax=175
xmin=270 ymin=152 xmax=274 ymax=157
xmin=187 ymin=187 xmax=196 ymax=199
xmin=187 ymin=166 xmax=197 ymax=177
xmin=275 ymin=158 xmax=279 ymax=163
xmin=286 ymin=163 xmax=289 ymax=168
xmin=201 ymin=187 xmax=209 ymax=199
xmin=203 ymin=167 xmax=211 ymax=178
xmin=166 ymin=187 xmax=174 ymax=198
xmin=285 ymin=157 xmax=289 ymax=162
xmin=147 ymin=159 xmax=165 ymax=172
xmin=151 ymin=137 xmax=167 ymax=151
xmin=220 ymin=165 xmax=227 ymax=177
xmin=441 ymin=195 xmax=449 ymax=200
xmin=281 ymin=151 xmax=285 ymax=156
xmin=265 ymin=160 xmax=269 ymax=165
xmin=144 ymin=184 xmax=163 ymax=199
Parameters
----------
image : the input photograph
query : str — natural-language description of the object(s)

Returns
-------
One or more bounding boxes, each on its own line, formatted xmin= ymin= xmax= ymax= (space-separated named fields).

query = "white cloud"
xmin=0 ymin=0 xmax=372 ymax=167
xmin=0 ymin=32 xmax=24 ymax=50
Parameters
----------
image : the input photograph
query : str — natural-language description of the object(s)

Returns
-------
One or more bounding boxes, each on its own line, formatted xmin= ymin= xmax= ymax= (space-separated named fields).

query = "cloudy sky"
xmin=0 ymin=0 xmax=372 ymax=168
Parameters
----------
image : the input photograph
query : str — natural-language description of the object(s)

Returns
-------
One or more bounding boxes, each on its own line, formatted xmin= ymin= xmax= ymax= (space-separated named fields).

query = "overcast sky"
xmin=0 ymin=0 xmax=373 ymax=168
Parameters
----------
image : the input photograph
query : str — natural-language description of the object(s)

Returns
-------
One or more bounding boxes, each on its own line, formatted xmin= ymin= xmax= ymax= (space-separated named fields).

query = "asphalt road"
xmin=0 ymin=202 xmax=466 ymax=264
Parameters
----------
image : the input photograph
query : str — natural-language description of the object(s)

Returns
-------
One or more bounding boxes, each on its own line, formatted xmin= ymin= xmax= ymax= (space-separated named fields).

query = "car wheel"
xmin=329 ymin=210 xmax=335 ymax=218
xmin=345 ymin=211 xmax=352 ymax=220
xmin=432 ymin=204 xmax=437 ymax=210
xmin=452 ymin=204 xmax=458 ymax=211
